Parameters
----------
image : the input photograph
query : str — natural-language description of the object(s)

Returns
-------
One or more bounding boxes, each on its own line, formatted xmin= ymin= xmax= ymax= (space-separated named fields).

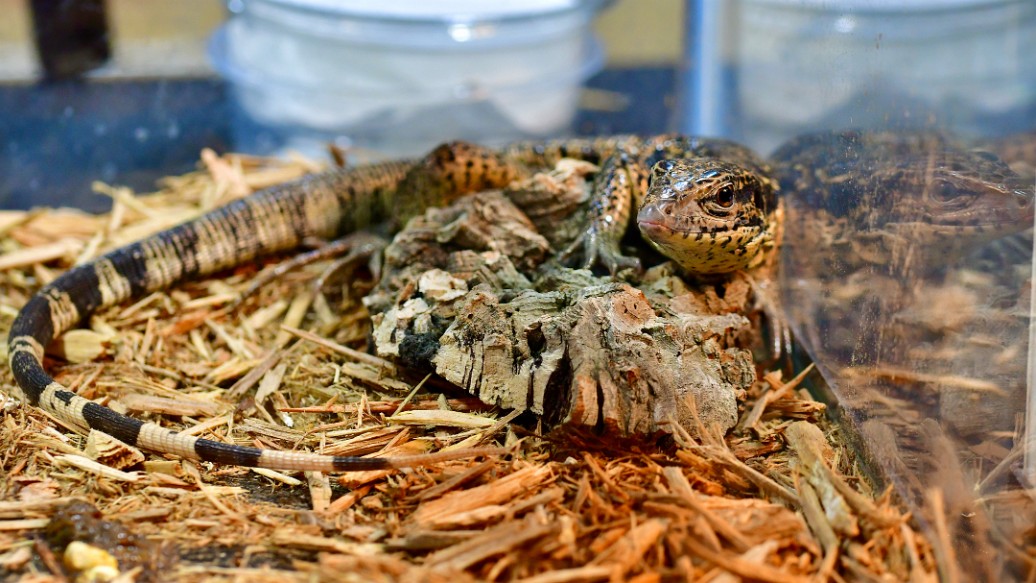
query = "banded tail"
xmin=6 ymin=159 xmax=495 ymax=471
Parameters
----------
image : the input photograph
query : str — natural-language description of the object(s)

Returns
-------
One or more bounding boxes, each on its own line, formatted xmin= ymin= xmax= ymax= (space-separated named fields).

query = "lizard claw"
xmin=560 ymin=226 xmax=642 ymax=276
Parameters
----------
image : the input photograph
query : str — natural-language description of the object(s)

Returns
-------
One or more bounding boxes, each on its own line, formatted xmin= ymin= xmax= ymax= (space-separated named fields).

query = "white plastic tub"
xmin=210 ymin=0 xmax=608 ymax=158
xmin=685 ymin=0 xmax=1036 ymax=152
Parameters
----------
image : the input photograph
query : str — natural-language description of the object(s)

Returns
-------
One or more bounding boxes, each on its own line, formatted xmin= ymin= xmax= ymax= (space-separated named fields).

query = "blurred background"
xmin=0 ymin=0 xmax=684 ymax=211
xmin=2 ymin=0 xmax=1033 ymax=210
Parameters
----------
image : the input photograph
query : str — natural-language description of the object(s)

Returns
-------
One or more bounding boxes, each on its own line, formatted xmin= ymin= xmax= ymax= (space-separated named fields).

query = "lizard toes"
xmin=601 ymin=250 xmax=642 ymax=276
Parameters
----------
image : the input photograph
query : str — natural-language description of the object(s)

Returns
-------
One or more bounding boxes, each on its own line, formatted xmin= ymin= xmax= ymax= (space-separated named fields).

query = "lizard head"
xmin=878 ymin=148 xmax=1035 ymax=232
xmin=637 ymin=158 xmax=777 ymax=274
xmin=772 ymin=130 xmax=1035 ymax=269
xmin=874 ymin=148 xmax=1035 ymax=266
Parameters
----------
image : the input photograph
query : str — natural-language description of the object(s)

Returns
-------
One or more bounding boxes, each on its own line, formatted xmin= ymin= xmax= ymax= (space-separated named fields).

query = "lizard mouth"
xmin=637 ymin=205 xmax=681 ymax=245
xmin=637 ymin=205 xmax=737 ymax=241
xmin=637 ymin=204 xmax=672 ymax=231
xmin=636 ymin=217 xmax=671 ymax=238
xmin=638 ymin=207 xmax=770 ymax=274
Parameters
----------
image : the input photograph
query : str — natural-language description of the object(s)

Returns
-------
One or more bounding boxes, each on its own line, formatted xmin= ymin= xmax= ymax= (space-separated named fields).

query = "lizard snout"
xmin=636 ymin=203 xmax=673 ymax=236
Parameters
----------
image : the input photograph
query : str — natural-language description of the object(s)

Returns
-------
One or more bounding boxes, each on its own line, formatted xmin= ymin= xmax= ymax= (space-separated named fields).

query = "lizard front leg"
xmin=566 ymin=145 xmax=650 ymax=274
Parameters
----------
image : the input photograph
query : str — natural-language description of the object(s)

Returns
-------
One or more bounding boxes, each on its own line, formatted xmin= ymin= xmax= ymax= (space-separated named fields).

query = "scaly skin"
xmin=504 ymin=134 xmax=778 ymax=274
xmin=6 ymin=135 xmax=774 ymax=472
xmin=637 ymin=155 xmax=777 ymax=274
xmin=982 ymin=129 xmax=1036 ymax=175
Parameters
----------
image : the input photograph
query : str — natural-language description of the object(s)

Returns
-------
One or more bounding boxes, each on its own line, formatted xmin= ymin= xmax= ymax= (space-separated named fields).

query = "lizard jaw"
xmin=638 ymin=210 xmax=769 ymax=275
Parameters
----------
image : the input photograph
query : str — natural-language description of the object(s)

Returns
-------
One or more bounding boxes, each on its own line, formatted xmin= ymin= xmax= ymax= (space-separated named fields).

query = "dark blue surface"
xmin=0 ymin=67 xmax=677 ymax=212
xmin=0 ymin=78 xmax=231 ymax=213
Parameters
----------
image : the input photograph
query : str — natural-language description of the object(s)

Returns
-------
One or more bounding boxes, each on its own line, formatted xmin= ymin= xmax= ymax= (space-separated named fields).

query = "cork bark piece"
xmin=368 ymin=163 xmax=756 ymax=438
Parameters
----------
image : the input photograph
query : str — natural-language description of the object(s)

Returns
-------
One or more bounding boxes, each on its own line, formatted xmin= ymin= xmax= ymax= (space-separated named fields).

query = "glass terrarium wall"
xmin=685 ymin=0 xmax=1036 ymax=580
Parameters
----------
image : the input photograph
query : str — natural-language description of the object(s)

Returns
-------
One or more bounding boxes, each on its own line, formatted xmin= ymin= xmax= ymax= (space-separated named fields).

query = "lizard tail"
xmin=4 ymin=162 xmax=476 ymax=471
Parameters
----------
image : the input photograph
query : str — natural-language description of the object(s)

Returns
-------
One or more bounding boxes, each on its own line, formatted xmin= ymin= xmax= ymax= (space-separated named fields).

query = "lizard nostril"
xmin=637 ymin=203 xmax=669 ymax=228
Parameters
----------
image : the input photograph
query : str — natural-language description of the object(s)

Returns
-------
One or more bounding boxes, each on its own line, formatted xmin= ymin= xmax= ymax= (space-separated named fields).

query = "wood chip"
xmin=0 ymin=237 xmax=84 ymax=270
xmin=54 ymin=454 xmax=143 ymax=482
xmin=411 ymin=465 xmax=554 ymax=528
xmin=118 ymin=394 xmax=226 ymax=418
xmin=270 ymin=531 xmax=382 ymax=556
xmin=388 ymin=410 xmax=496 ymax=429
xmin=424 ymin=518 xmax=555 ymax=571
xmin=0 ymin=519 xmax=51 ymax=531
xmin=85 ymin=430 xmax=145 ymax=469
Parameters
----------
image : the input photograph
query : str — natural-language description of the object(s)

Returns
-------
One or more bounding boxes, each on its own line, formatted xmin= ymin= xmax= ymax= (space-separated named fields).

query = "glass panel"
xmin=686 ymin=1 xmax=1036 ymax=579
xmin=780 ymin=128 xmax=1035 ymax=580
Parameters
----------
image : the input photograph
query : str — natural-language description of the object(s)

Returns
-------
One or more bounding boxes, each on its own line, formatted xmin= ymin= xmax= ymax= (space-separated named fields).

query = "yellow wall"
xmin=596 ymin=0 xmax=684 ymax=66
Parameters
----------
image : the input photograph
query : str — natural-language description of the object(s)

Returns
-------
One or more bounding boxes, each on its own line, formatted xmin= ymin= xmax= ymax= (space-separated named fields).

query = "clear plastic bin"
xmin=209 ymin=0 xmax=608 ymax=158
xmin=686 ymin=0 xmax=1036 ymax=153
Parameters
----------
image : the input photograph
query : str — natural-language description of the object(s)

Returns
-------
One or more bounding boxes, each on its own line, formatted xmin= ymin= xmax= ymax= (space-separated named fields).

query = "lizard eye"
xmin=715 ymin=186 xmax=735 ymax=208
xmin=929 ymin=180 xmax=971 ymax=207
xmin=703 ymin=185 xmax=738 ymax=216
xmin=970 ymin=149 xmax=1001 ymax=163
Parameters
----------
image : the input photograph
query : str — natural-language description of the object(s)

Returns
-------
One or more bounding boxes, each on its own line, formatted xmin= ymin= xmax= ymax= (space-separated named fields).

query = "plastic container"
xmin=209 ymin=0 xmax=607 ymax=158
xmin=684 ymin=0 xmax=1036 ymax=153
